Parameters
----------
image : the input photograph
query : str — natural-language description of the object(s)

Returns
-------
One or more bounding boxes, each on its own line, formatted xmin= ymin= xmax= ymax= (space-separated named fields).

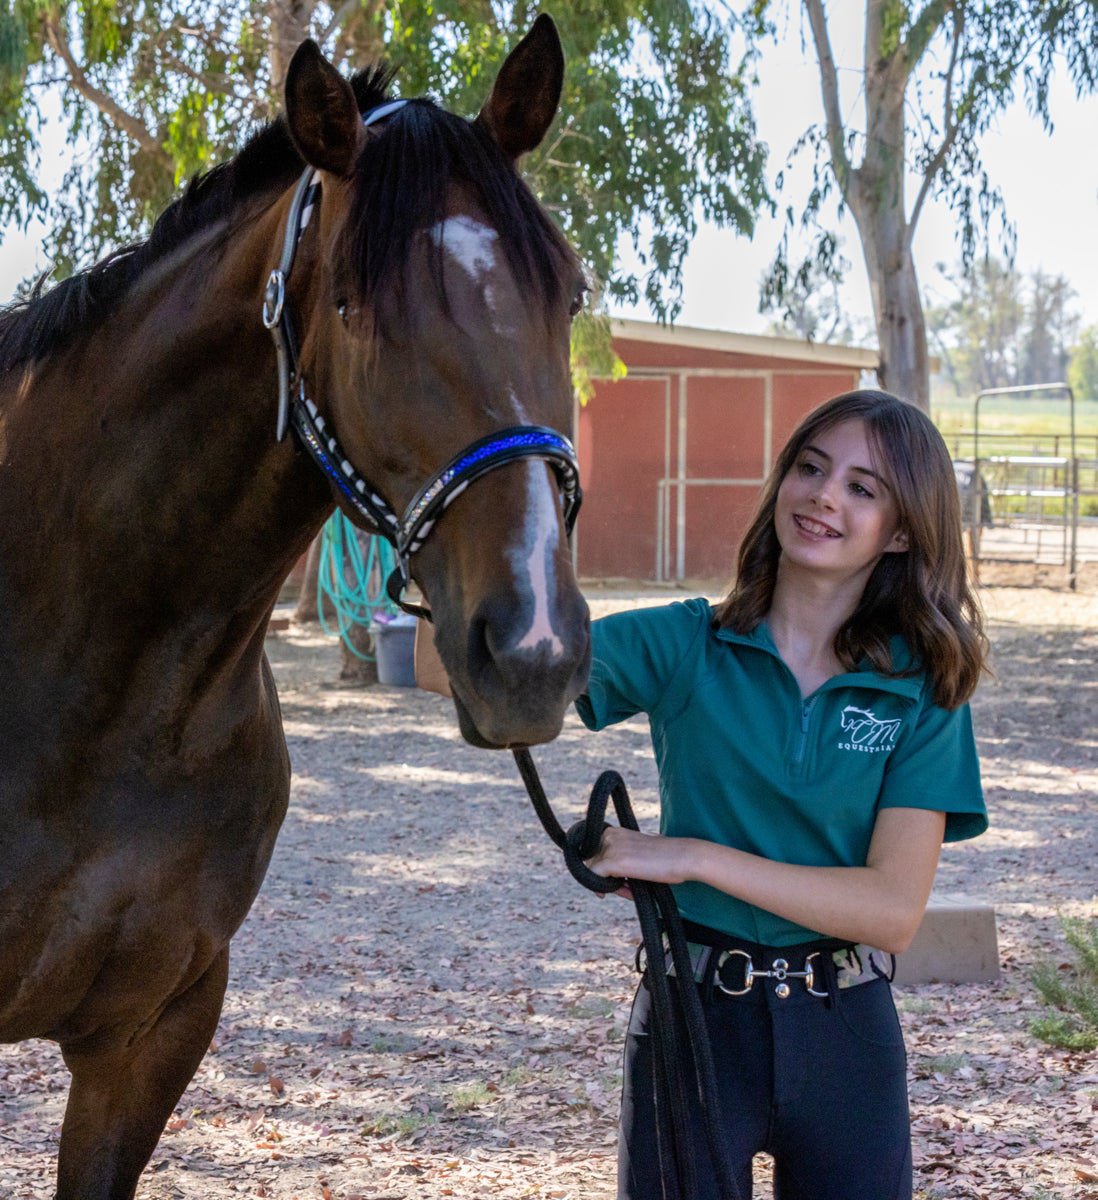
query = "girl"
xmin=579 ymin=390 xmax=988 ymax=1200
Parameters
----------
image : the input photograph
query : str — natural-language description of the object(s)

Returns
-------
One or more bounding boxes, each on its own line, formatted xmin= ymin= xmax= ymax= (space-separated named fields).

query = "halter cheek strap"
xmin=264 ymin=101 xmax=405 ymax=441
xmin=263 ymin=100 xmax=583 ymax=620
xmin=263 ymin=168 xmax=321 ymax=442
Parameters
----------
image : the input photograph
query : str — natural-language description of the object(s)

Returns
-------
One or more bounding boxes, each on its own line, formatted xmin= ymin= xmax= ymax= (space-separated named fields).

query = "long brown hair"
xmin=712 ymin=390 xmax=987 ymax=709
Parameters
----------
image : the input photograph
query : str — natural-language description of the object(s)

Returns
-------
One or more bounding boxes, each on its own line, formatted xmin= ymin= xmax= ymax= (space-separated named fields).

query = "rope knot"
xmin=563 ymin=818 xmax=623 ymax=893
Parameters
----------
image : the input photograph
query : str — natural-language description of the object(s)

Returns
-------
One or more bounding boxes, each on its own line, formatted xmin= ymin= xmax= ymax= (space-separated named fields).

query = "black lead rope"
xmin=512 ymin=748 xmax=744 ymax=1200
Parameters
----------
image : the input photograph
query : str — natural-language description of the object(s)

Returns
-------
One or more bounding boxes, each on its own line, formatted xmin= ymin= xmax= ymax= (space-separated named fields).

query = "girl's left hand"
xmin=585 ymin=825 xmax=694 ymax=886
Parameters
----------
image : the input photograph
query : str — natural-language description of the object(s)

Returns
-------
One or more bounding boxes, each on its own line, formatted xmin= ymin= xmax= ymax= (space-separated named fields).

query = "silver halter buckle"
xmin=261 ymin=269 xmax=286 ymax=329
xmin=716 ymin=949 xmax=828 ymax=999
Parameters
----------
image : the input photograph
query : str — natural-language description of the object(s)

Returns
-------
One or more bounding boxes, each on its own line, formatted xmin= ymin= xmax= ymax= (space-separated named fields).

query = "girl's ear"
xmin=887 ymin=528 xmax=910 ymax=553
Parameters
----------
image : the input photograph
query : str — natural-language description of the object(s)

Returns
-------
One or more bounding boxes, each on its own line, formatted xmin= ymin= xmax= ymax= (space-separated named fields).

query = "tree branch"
xmin=905 ymin=5 xmax=962 ymax=250
xmin=803 ymin=0 xmax=853 ymax=199
xmin=42 ymin=13 xmax=173 ymax=170
xmin=898 ymin=0 xmax=954 ymax=72
xmin=159 ymin=48 xmax=239 ymax=98
xmin=319 ymin=0 xmax=362 ymax=48
xmin=538 ymin=121 xmax=592 ymax=163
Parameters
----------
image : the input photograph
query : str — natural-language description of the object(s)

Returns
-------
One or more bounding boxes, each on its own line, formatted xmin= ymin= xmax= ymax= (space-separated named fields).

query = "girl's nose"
xmin=811 ymin=474 xmax=838 ymax=508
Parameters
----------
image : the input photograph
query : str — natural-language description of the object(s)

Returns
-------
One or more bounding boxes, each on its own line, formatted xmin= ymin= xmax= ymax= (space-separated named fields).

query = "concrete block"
xmin=892 ymin=893 xmax=999 ymax=987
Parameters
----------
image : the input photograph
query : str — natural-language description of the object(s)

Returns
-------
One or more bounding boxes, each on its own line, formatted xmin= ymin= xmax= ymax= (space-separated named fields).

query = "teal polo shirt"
xmin=575 ymin=598 xmax=987 ymax=947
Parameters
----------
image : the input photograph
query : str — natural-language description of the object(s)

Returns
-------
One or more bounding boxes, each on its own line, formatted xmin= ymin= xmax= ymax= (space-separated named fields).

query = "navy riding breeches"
xmin=618 ymin=973 xmax=912 ymax=1200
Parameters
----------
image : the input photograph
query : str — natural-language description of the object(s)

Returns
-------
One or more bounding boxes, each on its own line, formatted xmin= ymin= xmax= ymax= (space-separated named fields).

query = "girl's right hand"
xmin=585 ymin=825 xmax=695 ymax=888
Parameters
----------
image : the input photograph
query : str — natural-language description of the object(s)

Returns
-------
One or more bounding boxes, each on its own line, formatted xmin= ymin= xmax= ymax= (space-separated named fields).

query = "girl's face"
xmin=774 ymin=419 xmax=908 ymax=582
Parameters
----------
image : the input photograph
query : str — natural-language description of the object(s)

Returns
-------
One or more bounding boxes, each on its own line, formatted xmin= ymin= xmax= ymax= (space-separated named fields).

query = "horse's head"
xmin=277 ymin=18 xmax=590 ymax=748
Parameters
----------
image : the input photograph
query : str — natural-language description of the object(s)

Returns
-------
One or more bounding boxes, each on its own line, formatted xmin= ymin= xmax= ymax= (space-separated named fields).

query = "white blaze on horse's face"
xmin=509 ymin=464 xmax=566 ymax=659
xmin=429 ymin=216 xmax=566 ymax=658
xmin=429 ymin=215 xmax=508 ymax=325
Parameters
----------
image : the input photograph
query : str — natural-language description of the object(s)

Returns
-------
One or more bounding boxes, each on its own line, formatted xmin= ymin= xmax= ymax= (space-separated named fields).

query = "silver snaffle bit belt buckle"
xmin=716 ymin=949 xmax=829 ymax=999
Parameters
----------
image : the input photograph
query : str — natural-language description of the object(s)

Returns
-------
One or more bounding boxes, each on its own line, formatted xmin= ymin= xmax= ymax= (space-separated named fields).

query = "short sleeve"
xmin=575 ymin=600 xmax=709 ymax=731
xmin=879 ymin=695 xmax=987 ymax=842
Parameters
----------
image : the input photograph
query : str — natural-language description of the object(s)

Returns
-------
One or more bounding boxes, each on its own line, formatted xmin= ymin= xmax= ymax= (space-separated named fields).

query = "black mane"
xmin=0 ymin=62 xmax=571 ymax=373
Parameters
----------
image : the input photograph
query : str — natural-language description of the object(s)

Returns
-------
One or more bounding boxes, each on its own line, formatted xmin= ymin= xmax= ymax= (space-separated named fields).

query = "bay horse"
xmin=0 ymin=17 xmax=589 ymax=1198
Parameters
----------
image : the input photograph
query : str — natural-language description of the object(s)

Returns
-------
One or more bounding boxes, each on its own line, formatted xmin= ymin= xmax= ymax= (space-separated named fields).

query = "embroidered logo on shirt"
xmin=837 ymin=705 xmax=901 ymax=753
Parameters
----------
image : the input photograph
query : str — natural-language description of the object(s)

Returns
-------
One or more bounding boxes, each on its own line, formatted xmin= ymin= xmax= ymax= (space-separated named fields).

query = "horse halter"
xmin=263 ymin=100 xmax=582 ymax=620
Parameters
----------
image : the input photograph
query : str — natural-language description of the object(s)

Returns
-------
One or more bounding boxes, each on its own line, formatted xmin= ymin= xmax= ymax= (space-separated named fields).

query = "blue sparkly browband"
xmin=399 ymin=425 xmax=582 ymax=563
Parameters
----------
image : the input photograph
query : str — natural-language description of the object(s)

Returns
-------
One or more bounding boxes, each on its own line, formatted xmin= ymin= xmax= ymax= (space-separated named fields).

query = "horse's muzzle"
xmin=446 ymin=597 xmax=590 ymax=748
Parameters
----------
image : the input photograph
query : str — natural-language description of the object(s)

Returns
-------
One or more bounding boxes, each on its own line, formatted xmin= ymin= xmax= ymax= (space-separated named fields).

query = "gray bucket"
xmin=372 ymin=619 xmax=417 ymax=686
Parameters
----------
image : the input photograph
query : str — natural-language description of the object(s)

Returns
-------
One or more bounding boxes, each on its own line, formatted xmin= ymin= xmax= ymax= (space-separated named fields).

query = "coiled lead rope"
xmin=512 ymin=748 xmax=743 ymax=1200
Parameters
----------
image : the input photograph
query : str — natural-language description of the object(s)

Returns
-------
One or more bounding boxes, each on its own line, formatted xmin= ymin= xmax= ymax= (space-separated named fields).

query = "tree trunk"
xmin=339 ymin=625 xmax=378 ymax=683
xmin=806 ymin=0 xmax=935 ymax=411
xmin=853 ymin=209 xmax=931 ymax=410
xmin=848 ymin=9 xmax=931 ymax=412
xmin=292 ymin=533 xmax=324 ymax=623
xmin=268 ymin=0 xmax=315 ymax=101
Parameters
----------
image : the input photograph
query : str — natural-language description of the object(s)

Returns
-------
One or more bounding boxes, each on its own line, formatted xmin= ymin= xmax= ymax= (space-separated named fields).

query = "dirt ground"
xmin=2 ymin=567 xmax=1097 ymax=1200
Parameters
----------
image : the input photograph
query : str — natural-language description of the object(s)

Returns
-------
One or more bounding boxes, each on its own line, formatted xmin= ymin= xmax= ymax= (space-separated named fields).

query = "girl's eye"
xmin=799 ymin=460 xmax=821 ymax=476
xmin=849 ymin=481 xmax=874 ymax=498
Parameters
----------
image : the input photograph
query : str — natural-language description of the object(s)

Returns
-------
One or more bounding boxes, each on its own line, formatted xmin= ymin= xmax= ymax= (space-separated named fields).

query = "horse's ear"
xmin=285 ymin=40 xmax=362 ymax=177
xmin=476 ymin=14 xmax=564 ymax=161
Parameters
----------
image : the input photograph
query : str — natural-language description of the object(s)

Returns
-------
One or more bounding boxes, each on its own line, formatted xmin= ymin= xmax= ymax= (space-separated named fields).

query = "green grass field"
xmin=932 ymin=394 xmax=1098 ymax=460
xmin=931 ymin=395 xmax=1098 ymax=519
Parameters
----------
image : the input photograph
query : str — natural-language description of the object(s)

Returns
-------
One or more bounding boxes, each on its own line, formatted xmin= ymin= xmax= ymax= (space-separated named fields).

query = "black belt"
xmin=647 ymin=920 xmax=894 ymax=1001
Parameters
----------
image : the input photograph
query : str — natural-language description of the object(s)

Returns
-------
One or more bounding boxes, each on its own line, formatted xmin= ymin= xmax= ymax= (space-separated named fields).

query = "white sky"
xmin=2 ymin=12 xmax=1097 ymax=333
xmin=612 ymin=11 xmax=1098 ymax=336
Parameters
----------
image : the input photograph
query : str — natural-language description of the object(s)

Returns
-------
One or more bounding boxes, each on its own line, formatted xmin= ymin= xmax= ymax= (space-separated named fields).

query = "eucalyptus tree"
xmin=0 ymin=0 xmax=768 ymax=323
xmin=925 ymin=257 xmax=1082 ymax=396
xmin=925 ymin=257 xmax=1027 ymax=395
xmin=1069 ymin=326 xmax=1098 ymax=404
xmin=761 ymin=1 xmax=1098 ymax=411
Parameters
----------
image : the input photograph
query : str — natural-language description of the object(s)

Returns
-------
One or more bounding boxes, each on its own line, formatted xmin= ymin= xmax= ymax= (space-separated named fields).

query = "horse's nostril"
xmin=465 ymin=612 xmax=495 ymax=677
xmin=466 ymin=595 xmax=585 ymax=679
xmin=474 ymin=602 xmax=552 ymax=673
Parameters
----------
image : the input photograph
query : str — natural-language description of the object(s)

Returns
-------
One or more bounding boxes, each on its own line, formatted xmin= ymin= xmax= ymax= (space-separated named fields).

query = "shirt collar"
xmin=712 ymin=613 xmax=924 ymax=701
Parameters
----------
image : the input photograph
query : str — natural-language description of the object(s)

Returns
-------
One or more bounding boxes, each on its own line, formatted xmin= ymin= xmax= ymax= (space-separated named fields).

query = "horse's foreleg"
xmin=54 ymin=946 xmax=229 ymax=1200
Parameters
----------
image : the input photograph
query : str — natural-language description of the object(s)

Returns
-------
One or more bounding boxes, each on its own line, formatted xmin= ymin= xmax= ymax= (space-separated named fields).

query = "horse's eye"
xmin=568 ymin=286 xmax=588 ymax=319
xmin=337 ymin=301 xmax=349 ymax=325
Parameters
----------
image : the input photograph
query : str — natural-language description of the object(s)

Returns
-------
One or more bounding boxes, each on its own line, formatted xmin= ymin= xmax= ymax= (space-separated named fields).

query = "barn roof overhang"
xmin=610 ymin=318 xmax=881 ymax=371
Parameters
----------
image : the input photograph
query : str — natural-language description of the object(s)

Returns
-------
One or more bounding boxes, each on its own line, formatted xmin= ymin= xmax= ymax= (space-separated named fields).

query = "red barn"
xmin=573 ymin=320 xmax=879 ymax=583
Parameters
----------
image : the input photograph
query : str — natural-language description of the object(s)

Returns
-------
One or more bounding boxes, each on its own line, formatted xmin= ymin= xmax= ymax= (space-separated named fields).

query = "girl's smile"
xmin=791 ymin=513 xmax=841 ymax=539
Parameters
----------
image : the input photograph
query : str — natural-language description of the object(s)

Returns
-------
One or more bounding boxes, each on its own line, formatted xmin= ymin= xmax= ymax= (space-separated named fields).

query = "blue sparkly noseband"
xmin=291 ymin=393 xmax=581 ymax=616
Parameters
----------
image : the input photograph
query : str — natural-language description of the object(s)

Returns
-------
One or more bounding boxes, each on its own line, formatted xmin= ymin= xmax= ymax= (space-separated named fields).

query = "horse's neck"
xmin=1 ymin=216 xmax=332 ymax=647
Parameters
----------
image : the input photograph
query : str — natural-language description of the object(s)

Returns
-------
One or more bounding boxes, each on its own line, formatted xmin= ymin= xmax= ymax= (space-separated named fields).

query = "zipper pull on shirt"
xmin=793 ymin=695 xmax=819 ymax=769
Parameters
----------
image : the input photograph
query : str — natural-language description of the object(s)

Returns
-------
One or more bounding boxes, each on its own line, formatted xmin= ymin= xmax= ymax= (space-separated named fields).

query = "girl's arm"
xmin=414 ymin=619 xmax=453 ymax=697
xmin=585 ymin=806 xmax=946 ymax=954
